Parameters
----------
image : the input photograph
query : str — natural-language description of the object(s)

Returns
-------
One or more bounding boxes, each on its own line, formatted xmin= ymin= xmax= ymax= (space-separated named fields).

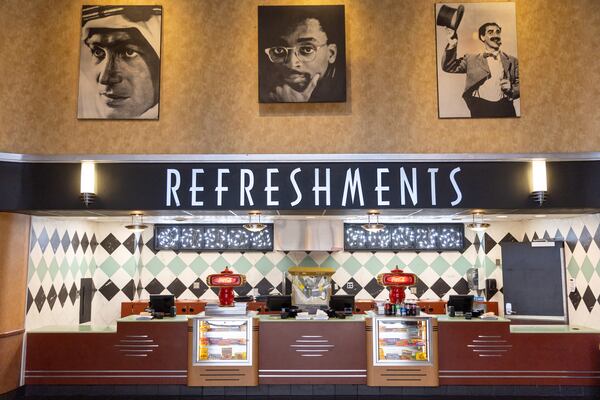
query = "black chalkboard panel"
xmin=500 ymin=242 xmax=566 ymax=319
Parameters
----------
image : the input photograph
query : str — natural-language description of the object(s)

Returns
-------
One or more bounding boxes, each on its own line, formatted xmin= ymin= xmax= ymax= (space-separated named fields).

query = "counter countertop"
xmin=258 ymin=314 xmax=366 ymax=322
xmin=118 ymin=315 xmax=190 ymax=323
xmin=509 ymin=324 xmax=600 ymax=334
xmin=436 ymin=315 xmax=511 ymax=323
xmin=27 ymin=325 xmax=117 ymax=333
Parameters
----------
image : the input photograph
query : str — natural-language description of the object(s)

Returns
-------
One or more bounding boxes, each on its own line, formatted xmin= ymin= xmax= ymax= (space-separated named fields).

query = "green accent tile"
xmin=145 ymin=256 xmax=165 ymax=277
xmin=167 ymin=256 xmax=187 ymax=275
xmin=70 ymin=259 xmax=79 ymax=276
xmin=211 ymin=256 xmax=230 ymax=271
xmin=122 ymin=258 xmax=137 ymax=277
xmin=59 ymin=259 xmax=70 ymax=279
xmin=36 ymin=259 xmax=48 ymax=281
xmin=82 ymin=259 xmax=90 ymax=277
xmin=341 ymin=256 xmax=362 ymax=276
xmin=567 ymin=258 xmax=579 ymax=279
xmin=580 ymin=256 xmax=594 ymax=282
xmin=484 ymin=257 xmax=496 ymax=277
xmin=596 ymin=260 xmax=600 ymax=277
xmin=387 ymin=255 xmax=405 ymax=269
xmin=430 ymin=256 xmax=451 ymax=276
xmin=255 ymin=256 xmax=275 ymax=275
xmin=99 ymin=256 xmax=120 ymax=278
xmin=189 ymin=257 xmax=209 ymax=276
xmin=48 ymin=258 xmax=58 ymax=280
xmin=275 ymin=256 xmax=296 ymax=272
xmin=299 ymin=256 xmax=319 ymax=267
xmin=321 ymin=255 xmax=341 ymax=269
xmin=364 ymin=256 xmax=385 ymax=275
xmin=452 ymin=255 xmax=473 ymax=275
xmin=408 ymin=256 xmax=428 ymax=275
xmin=27 ymin=258 xmax=36 ymax=282
xmin=233 ymin=256 xmax=254 ymax=274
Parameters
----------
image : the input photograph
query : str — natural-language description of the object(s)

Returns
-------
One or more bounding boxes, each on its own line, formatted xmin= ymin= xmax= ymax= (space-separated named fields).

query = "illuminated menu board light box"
xmin=154 ymin=224 xmax=273 ymax=251
xmin=344 ymin=223 xmax=464 ymax=251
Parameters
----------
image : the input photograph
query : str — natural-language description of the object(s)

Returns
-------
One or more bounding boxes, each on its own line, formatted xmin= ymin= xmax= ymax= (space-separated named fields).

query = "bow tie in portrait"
xmin=483 ymin=52 xmax=499 ymax=60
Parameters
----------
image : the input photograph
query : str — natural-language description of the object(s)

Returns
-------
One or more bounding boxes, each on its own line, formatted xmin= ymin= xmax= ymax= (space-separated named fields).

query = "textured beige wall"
xmin=0 ymin=0 xmax=598 ymax=155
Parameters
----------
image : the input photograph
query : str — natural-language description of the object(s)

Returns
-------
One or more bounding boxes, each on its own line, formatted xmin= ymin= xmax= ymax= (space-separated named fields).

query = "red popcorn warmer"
xmin=206 ymin=267 xmax=246 ymax=306
xmin=377 ymin=266 xmax=417 ymax=304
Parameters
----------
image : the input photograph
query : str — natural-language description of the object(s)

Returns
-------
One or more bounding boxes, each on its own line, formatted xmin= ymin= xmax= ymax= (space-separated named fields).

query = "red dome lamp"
xmin=206 ymin=267 xmax=246 ymax=306
xmin=377 ymin=266 xmax=417 ymax=304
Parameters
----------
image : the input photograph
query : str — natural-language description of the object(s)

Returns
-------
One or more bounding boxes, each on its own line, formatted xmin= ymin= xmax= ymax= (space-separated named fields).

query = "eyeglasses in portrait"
xmin=78 ymin=5 xmax=162 ymax=120
xmin=258 ymin=5 xmax=346 ymax=103
xmin=435 ymin=2 xmax=520 ymax=118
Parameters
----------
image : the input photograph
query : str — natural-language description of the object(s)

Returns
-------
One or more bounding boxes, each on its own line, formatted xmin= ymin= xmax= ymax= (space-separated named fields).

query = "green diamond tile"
xmin=122 ymin=258 xmax=137 ymax=277
xmin=341 ymin=256 xmax=362 ymax=276
xmin=99 ymin=256 xmax=120 ymax=278
xmin=36 ymin=259 xmax=48 ymax=281
xmin=596 ymin=260 xmax=600 ymax=277
xmin=70 ymin=259 xmax=79 ymax=276
xmin=59 ymin=259 xmax=70 ymax=279
xmin=387 ymin=255 xmax=405 ymax=269
xmin=27 ymin=258 xmax=35 ymax=282
xmin=364 ymin=256 xmax=385 ymax=275
xmin=167 ymin=256 xmax=187 ymax=275
xmin=484 ymin=256 xmax=496 ymax=277
xmin=189 ymin=257 xmax=209 ymax=276
xmin=145 ymin=256 xmax=165 ymax=277
xmin=80 ymin=259 xmax=89 ymax=277
xmin=276 ymin=256 xmax=296 ymax=272
xmin=580 ymin=256 xmax=594 ymax=282
xmin=452 ymin=255 xmax=473 ymax=275
xmin=255 ymin=256 xmax=275 ymax=275
xmin=233 ymin=256 xmax=254 ymax=274
xmin=430 ymin=256 xmax=451 ymax=276
xmin=567 ymin=258 xmax=580 ymax=279
xmin=407 ymin=256 xmax=428 ymax=275
xmin=211 ymin=256 xmax=230 ymax=271
xmin=299 ymin=256 xmax=319 ymax=267
xmin=321 ymin=255 xmax=341 ymax=270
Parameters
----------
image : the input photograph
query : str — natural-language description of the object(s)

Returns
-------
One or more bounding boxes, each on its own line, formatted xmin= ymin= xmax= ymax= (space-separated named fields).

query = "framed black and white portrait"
xmin=258 ymin=5 xmax=346 ymax=103
xmin=435 ymin=2 xmax=520 ymax=118
xmin=78 ymin=5 xmax=162 ymax=120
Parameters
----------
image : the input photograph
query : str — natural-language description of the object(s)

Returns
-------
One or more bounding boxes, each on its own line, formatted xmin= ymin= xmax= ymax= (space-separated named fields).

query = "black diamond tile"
xmin=81 ymin=233 xmax=90 ymax=253
xmin=146 ymin=237 xmax=158 ymax=254
xmin=460 ymin=235 xmax=472 ymax=254
xmin=189 ymin=278 xmax=208 ymax=298
xmin=69 ymin=283 xmax=78 ymax=305
xmin=50 ymin=230 xmax=61 ymax=252
xmin=483 ymin=233 xmax=497 ymax=254
xmin=29 ymin=228 xmax=37 ymax=253
xmin=137 ymin=235 xmax=144 ymax=252
xmin=594 ymin=225 xmax=600 ymax=250
xmin=26 ymin=289 xmax=34 ymax=313
xmin=582 ymin=286 xmax=596 ymax=313
xmin=211 ymin=287 xmax=220 ymax=296
xmin=486 ymin=286 xmax=499 ymax=301
xmin=145 ymin=278 xmax=165 ymax=295
xmin=452 ymin=278 xmax=470 ymax=295
xmin=522 ymin=233 xmax=530 ymax=243
xmin=136 ymin=280 xmax=144 ymax=298
xmin=554 ymin=229 xmax=564 ymax=241
xmin=99 ymin=280 xmax=120 ymax=301
xmin=47 ymin=286 xmax=57 ymax=310
xmin=167 ymin=278 xmax=187 ymax=298
xmin=500 ymin=233 xmax=518 ymax=243
xmin=90 ymin=234 xmax=99 ymax=253
xmin=122 ymin=279 xmax=136 ymax=301
xmin=532 ymin=232 xmax=540 ymax=241
xmin=58 ymin=284 xmax=69 ymax=307
xmin=414 ymin=279 xmax=429 ymax=298
xmin=542 ymin=230 xmax=551 ymax=240
xmin=331 ymin=280 xmax=341 ymax=294
xmin=100 ymin=233 xmax=121 ymax=255
xmin=473 ymin=234 xmax=481 ymax=253
xmin=579 ymin=226 xmax=593 ymax=252
xmin=430 ymin=278 xmax=452 ymax=299
xmin=566 ymin=228 xmax=578 ymax=253
xmin=342 ymin=278 xmax=362 ymax=296
xmin=34 ymin=287 xmax=46 ymax=312
xmin=37 ymin=228 xmax=49 ymax=252
xmin=256 ymin=278 xmax=275 ymax=295
xmin=71 ymin=232 xmax=80 ymax=253
xmin=365 ymin=278 xmax=384 ymax=299
xmin=61 ymin=231 xmax=71 ymax=252
xmin=234 ymin=282 xmax=253 ymax=297
xmin=122 ymin=234 xmax=137 ymax=255
xmin=569 ymin=287 xmax=582 ymax=310
xmin=276 ymin=277 xmax=292 ymax=295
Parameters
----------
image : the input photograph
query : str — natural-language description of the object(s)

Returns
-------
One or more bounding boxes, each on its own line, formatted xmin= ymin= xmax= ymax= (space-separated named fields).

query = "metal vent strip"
xmin=468 ymin=336 xmax=511 ymax=357
xmin=291 ymin=335 xmax=334 ymax=355
xmin=115 ymin=335 xmax=157 ymax=356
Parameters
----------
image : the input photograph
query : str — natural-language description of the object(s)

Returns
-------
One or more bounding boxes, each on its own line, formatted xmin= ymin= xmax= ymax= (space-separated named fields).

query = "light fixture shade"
xmin=467 ymin=213 xmax=490 ymax=232
xmin=125 ymin=213 xmax=148 ymax=232
xmin=80 ymin=161 xmax=96 ymax=194
xmin=531 ymin=160 xmax=547 ymax=192
xmin=243 ymin=211 xmax=266 ymax=232
xmin=361 ymin=223 xmax=385 ymax=233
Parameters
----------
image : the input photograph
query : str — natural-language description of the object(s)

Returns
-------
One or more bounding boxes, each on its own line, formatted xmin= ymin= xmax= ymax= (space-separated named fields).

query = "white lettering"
xmin=265 ymin=168 xmax=279 ymax=206
xmin=215 ymin=169 xmax=230 ymax=206
xmin=240 ymin=169 xmax=254 ymax=206
xmin=190 ymin=168 xmax=205 ymax=206
xmin=400 ymin=167 xmax=418 ymax=206
xmin=428 ymin=168 xmax=439 ymax=206
xmin=166 ymin=169 xmax=181 ymax=207
xmin=375 ymin=168 xmax=390 ymax=206
xmin=290 ymin=168 xmax=302 ymax=207
xmin=313 ymin=168 xmax=331 ymax=206
xmin=450 ymin=167 xmax=463 ymax=206
xmin=341 ymin=168 xmax=365 ymax=207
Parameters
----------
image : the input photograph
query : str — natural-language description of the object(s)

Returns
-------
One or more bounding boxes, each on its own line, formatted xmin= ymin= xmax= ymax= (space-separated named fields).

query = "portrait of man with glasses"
xmin=258 ymin=5 xmax=346 ymax=103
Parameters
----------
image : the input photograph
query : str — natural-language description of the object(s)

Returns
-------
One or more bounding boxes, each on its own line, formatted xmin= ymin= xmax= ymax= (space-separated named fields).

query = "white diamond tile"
xmin=221 ymin=252 xmax=242 ymax=265
xmin=156 ymin=250 xmax=177 ymax=266
xmin=396 ymin=252 xmax=417 ymax=266
xmin=354 ymin=288 xmax=371 ymax=300
xmin=332 ymin=267 xmax=351 ymax=286
xmin=177 ymin=266 xmax=199 ymax=287
xmin=286 ymin=251 xmax=308 ymax=265
xmin=265 ymin=267 xmax=284 ymax=287
xmin=40 ymin=273 xmax=54 ymax=293
xmin=374 ymin=290 xmax=388 ymax=301
xmin=244 ymin=267 xmax=263 ymax=287
xmin=196 ymin=252 xmax=221 ymax=265
xmin=306 ymin=251 xmax=328 ymax=265
xmin=200 ymin=289 xmax=219 ymax=301
xmin=586 ymin=241 xmax=600 ymax=266
xmin=420 ymin=289 xmax=439 ymax=301
xmin=110 ymin=245 xmax=134 ymax=265
xmin=571 ymin=243 xmax=587 ymax=267
xmin=372 ymin=252 xmax=395 ymax=266
xmin=330 ymin=251 xmax=352 ymax=265
xmin=417 ymin=267 xmax=439 ymax=287
xmin=441 ymin=251 xmax=460 ymax=265
xmin=155 ymin=268 xmax=175 ymax=287
xmin=417 ymin=252 xmax=438 ymax=265
xmin=353 ymin=267 xmax=373 ymax=287
xmin=264 ymin=251 xmax=285 ymax=264
xmin=350 ymin=252 xmax=372 ymax=265
xmin=111 ymin=268 xmax=132 ymax=289
xmin=93 ymin=246 xmax=109 ymax=266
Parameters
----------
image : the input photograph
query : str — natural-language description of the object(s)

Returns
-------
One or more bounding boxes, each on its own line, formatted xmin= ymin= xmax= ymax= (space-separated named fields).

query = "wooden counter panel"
xmin=25 ymin=322 xmax=188 ymax=384
xmin=0 ymin=334 xmax=24 ymax=395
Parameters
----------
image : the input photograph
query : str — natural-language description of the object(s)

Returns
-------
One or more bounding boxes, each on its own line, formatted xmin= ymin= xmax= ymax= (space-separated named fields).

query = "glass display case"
xmin=192 ymin=317 xmax=253 ymax=366
xmin=372 ymin=316 xmax=433 ymax=365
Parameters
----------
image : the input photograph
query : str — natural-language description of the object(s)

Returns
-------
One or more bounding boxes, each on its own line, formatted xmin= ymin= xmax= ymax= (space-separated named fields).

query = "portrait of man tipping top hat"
xmin=78 ymin=6 xmax=162 ymax=119
xmin=435 ymin=3 xmax=520 ymax=118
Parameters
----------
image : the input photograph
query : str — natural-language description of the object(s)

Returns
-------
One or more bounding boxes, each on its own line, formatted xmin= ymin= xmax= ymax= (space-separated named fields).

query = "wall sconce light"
xmin=362 ymin=210 xmax=385 ymax=233
xmin=467 ymin=213 xmax=490 ymax=233
xmin=243 ymin=211 xmax=266 ymax=232
xmin=80 ymin=161 xmax=96 ymax=207
xmin=531 ymin=160 xmax=548 ymax=206
xmin=125 ymin=212 xmax=148 ymax=233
